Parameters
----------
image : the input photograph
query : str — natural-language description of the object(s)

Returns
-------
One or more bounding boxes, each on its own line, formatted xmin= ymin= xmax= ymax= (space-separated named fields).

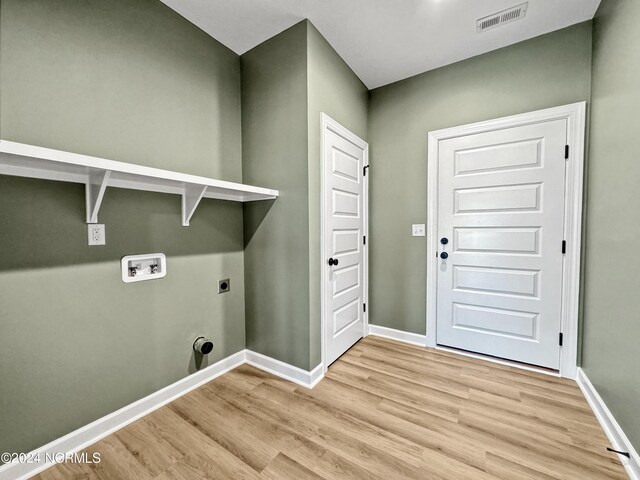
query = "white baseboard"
xmin=368 ymin=324 xmax=427 ymax=347
xmin=245 ymin=350 xmax=324 ymax=389
xmin=0 ymin=349 xmax=323 ymax=480
xmin=577 ymin=368 xmax=639 ymax=480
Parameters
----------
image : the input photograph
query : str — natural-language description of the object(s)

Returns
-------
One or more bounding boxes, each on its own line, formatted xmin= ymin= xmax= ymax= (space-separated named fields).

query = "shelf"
xmin=0 ymin=140 xmax=278 ymax=226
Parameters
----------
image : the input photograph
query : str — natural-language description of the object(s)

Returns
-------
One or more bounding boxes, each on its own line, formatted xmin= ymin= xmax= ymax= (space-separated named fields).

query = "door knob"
xmin=440 ymin=237 xmax=449 ymax=245
xmin=328 ymin=258 xmax=339 ymax=266
xmin=440 ymin=252 xmax=449 ymax=259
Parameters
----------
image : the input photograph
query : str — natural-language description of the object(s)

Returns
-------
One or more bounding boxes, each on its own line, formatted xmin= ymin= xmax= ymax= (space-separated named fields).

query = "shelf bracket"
xmin=85 ymin=170 xmax=111 ymax=223
xmin=182 ymin=185 xmax=208 ymax=226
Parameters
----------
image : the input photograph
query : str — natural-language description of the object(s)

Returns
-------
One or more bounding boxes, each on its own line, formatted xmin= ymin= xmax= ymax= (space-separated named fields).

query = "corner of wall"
xmin=240 ymin=19 xmax=312 ymax=371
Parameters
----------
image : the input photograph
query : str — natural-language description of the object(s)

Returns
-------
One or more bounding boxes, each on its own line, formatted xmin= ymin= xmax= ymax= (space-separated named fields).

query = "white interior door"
xmin=436 ymin=119 xmax=567 ymax=369
xmin=323 ymin=119 xmax=367 ymax=367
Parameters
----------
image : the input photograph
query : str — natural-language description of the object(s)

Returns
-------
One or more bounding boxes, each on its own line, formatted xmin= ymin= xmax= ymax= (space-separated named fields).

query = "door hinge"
xmin=562 ymin=240 xmax=567 ymax=254
xmin=363 ymin=235 xmax=366 ymax=245
xmin=363 ymin=165 xmax=369 ymax=176
xmin=565 ymin=145 xmax=570 ymax=159
xmin=363 ymin=303 xmax=366 ymax=313
xmin=559 ymin=332 xmax=564 ymax=346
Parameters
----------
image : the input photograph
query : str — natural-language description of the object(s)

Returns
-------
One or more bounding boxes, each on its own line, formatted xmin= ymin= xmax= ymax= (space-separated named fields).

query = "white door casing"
xmin=427 ymin=103 xmax=586 ymax=379
xmin=321 ymin=114 xmax=368 ymax=369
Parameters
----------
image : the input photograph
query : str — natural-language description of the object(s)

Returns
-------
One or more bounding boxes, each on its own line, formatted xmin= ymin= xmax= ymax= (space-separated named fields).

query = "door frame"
xmin=320 ymin=113 xmax=369 ymax=374
xmin=426 ymin=102 xmax=586 ymax=379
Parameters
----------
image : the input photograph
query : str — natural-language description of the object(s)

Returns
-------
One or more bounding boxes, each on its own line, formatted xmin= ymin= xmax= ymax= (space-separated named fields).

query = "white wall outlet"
xmin=412 ymin=224 xmax=426 ymax=237
xmin=88 ymin=224 xmax=106 ymax=245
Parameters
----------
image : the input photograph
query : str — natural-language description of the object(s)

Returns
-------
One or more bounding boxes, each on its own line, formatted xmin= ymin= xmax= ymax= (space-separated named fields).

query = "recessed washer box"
xmin=121 ymin=253 xmax=166 ymax=283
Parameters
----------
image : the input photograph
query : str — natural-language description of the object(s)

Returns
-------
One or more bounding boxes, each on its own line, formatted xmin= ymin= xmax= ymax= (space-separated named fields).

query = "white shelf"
xmin=0 ymin=140 xmax=278 ymax=226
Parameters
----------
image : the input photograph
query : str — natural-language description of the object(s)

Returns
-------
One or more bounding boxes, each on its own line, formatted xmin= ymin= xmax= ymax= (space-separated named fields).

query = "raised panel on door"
xmin=454 ymin=138 xmax=542 ymax=176
xmin=454 ymin=227 xmax=541 ymax=255
xmin=333 ymin=299 xmax=360 ymax=336
xmin=454 ymin=183 xmax=542 ymax=214
xmin=451 ymin=303 xmax=538 ymax=340
xmin=333 ymin=264 xmax=360 ymax=297
xmin=332 ymin=146 xmax=360 ymax=182
xmin=333 ymin=189 xmax=360 ymax=217
xmin=436 ymin=120 xmax=566 ymax=369
xmin=453 ymin=266 xmax=540 ymax=298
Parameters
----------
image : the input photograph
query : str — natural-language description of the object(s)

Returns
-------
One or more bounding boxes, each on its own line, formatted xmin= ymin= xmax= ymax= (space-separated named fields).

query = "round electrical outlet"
xmin=218 ymin=278 xmax=230 ymax=293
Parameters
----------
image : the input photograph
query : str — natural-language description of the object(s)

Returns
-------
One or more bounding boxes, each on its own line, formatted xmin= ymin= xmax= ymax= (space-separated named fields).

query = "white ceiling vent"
xmin=477 ymin=3 xmax=528 ymax=32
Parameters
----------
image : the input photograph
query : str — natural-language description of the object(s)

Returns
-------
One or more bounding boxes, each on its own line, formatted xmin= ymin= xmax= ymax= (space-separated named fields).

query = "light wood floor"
xmin=36 ymin=336 xmax=627 ymax=480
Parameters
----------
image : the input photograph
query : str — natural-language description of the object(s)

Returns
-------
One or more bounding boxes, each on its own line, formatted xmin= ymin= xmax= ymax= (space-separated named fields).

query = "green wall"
xmin=242 ymin=21 xmax=368 ymax=370
xmin=241 ymin=22 xmax=311 ymax=369
xmin=306 ymin=22 xmax=369 ymax=367
xmin=0 ymin=0 xmax=246 ymax=455
xmin=367 ymin=23 xmax=593 ymax=335
xmin=582 ymin=0 xmax=640 ymax=451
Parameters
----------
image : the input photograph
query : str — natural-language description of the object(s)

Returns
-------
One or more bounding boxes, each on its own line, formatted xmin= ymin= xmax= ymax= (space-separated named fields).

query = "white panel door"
xmin=436 ymin=119 xmax=567 ymax=369
xmin=324 ymin=125 xmax=366 ymax=367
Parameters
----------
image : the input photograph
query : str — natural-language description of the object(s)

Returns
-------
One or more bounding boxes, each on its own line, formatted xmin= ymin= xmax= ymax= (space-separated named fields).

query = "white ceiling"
xmin=160 ymin=0 xmax=601 ymax=89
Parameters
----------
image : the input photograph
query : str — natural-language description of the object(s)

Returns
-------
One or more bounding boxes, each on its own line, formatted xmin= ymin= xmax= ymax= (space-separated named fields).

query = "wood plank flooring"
xmin=35 ymin=336 xmax=627 ymax=479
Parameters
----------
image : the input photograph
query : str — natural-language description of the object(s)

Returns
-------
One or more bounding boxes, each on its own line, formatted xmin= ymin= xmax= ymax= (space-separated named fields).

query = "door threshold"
xmin=435 ymin=345 xmax=561 ymax=378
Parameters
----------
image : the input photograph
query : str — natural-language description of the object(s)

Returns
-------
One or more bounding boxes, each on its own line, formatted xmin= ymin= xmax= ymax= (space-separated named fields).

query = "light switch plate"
xmin=412 ymin=224 xmax=426 ymax=237
xmin=88 ymin=224 xmax=106 ymax=245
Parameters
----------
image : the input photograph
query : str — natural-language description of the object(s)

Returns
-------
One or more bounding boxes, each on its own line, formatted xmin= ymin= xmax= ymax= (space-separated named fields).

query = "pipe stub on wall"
xmin=193 ymin=336 xmax=214 ymax=355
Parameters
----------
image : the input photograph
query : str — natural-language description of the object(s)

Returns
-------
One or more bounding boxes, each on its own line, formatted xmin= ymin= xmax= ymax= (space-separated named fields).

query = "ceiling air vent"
xmin=477 ymin=3 xmax=528 ymax=32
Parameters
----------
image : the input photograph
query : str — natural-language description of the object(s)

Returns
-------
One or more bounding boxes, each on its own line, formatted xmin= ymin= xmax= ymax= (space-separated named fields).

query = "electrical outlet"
xmin=88 ymin=224 xmax=105 ymax=246
xmin=218 ymin=278 xmax=230 ymax=294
